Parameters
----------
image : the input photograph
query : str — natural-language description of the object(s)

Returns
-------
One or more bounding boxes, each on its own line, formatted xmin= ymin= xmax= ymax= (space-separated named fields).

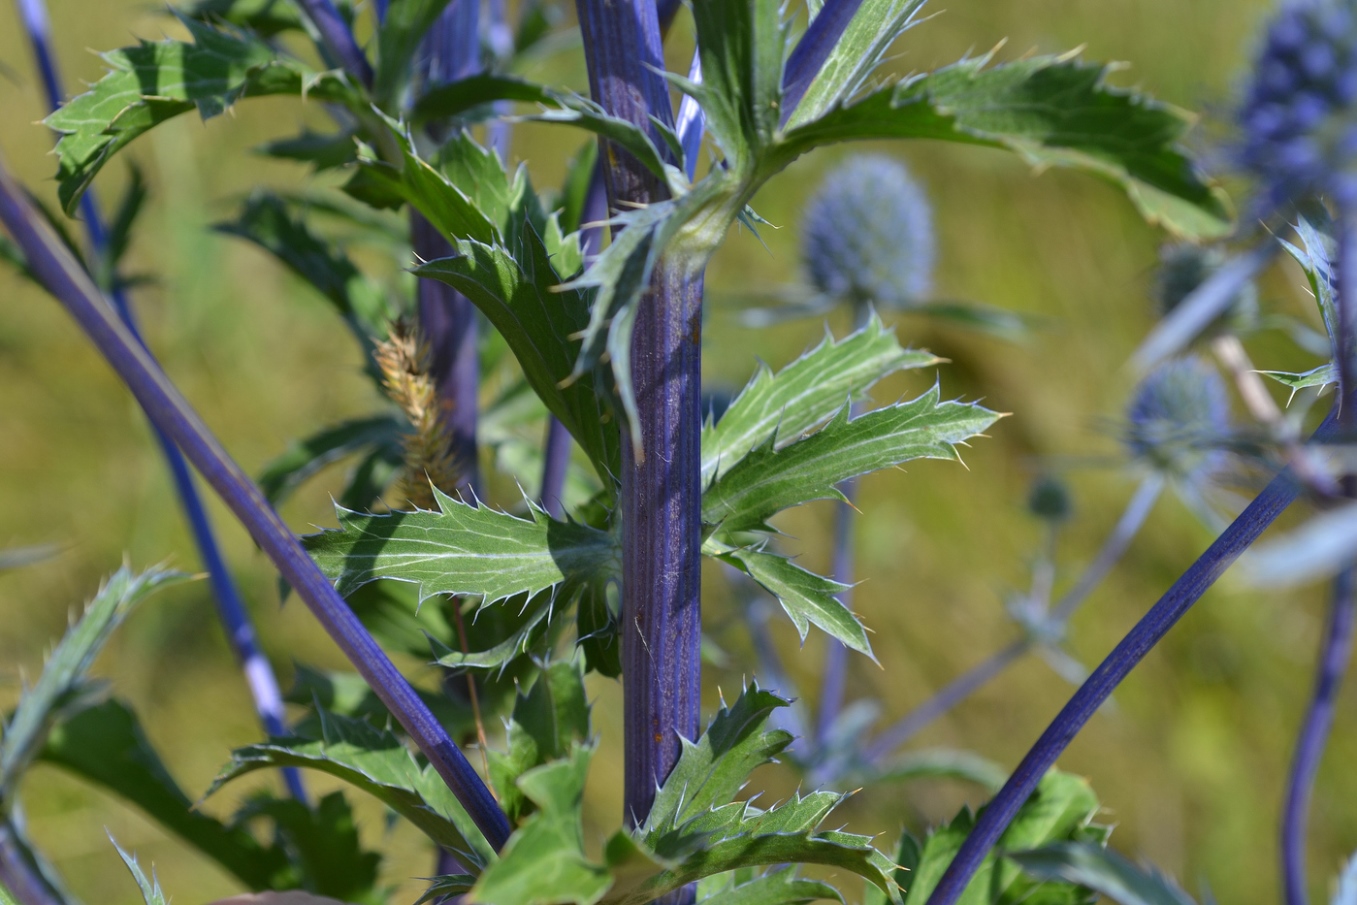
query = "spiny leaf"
xmin=695 ymin=869 xmax=841 ymax=905
xmin=303 ymin=487 xmax=618 ymax=603
xmin=718 ymin=546 xmax=868 ymax=654
xmin=257 ymin=415 xmax=406 ymax=506
xmin=111 ymin=838 xmax=169 ymax=905
xmin=701 ymin=314 xmax=938 ymax=484
xmin=642 ymin=685 xmax=793 ymax=840
xmin=413 ymin=226 xmax=621 ymax=485
xmin=467 ymin=746 xmax=611 ymax=905
xmin=903 ymin=770 xmax=1105 ymax=905
xmin=0 ymin=566 xmax=188 ymax=797
xmin=1009 ymin=843 xmax=1197 ymax=905
xmin=776 ymin=53 xmax=1231 ymax=241
xmin=1256 ymin=363 xmax=1336 ymax=396
xmin=234 ymin=792 xmax=383 ymax=905
xmin=487 ymin=660 xmax=592 ymax=822
xmin=373 ymin=0 xmax=455 ymax=106
xmin=703 ymin=386 xmax=999 ymax=533
xmin=45 ymin=18 xmax=364 ymax=213
xmin=208 ymin=708 xmax=494 ymax=866
xmin=40 ymin=699 xmax=286 ymax=890
xmin=786 ymin=0 xmax=928 ymax=128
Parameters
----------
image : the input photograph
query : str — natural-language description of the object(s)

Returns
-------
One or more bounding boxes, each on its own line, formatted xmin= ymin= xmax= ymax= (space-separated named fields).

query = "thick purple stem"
xmin=574 ymin=1 xmax=703 ymax=856
xmin=1282 ymin=567 xmax=1356 ymax=905
xmin=780 ymin=0 xmax=866 ymax=124
xmin=16 ymin=0 xmax=305 ymax=802
xmin=0 ymin=821 xmax=60 ymax=905
xmin=296 ymin=0 xmax=373 ymax=88
xmin=923 ymin=404 xmax=1344 ymax=905
xmin=0 ymin=160 xmax=511 ymax=852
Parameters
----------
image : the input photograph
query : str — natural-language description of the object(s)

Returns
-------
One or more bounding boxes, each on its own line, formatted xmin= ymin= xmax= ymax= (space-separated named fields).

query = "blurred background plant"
xmin=0 ymin=0 xmax=1354 ymax=904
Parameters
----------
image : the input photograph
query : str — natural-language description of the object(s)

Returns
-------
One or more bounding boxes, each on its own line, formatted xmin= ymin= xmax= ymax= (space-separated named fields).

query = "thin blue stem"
xmin=923 ymin=404 xmax=1342 ymax=905
xmin=296 ymin=0 xmax=373 ymax=88
xmin=0 ymin=160 xmax=511 ymax=852
xmin=16 ymin=0 xmax=305 ymax=803
xmin=780 ymin=0 xmax=865 ymax=124
xmin=1282 ymin=567 xmax=1357 ymax=905
xmin=816 ymin=300 xmax=873 ymax=743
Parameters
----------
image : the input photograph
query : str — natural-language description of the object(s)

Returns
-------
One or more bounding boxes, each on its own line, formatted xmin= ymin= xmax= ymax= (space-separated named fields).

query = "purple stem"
xmin=0 ymin=160 xmax=511 ymax=852
xmin=540 ymin=171 xmax=607 ymax=516
xmin=574 ymin=2 xmax=703 ymax=859
xmin=15 ymin=0 xmax=306 ymax=803
xmin=0 ymin=820 xmax=60 ymax=905
xmin=816 ymin=300 xmax=873 ymax=742
xmin=780 ymin=0 xmax=865 ymax=124
xmin=296 ymin=0 xmax=373 ymax=88
xmin=922 ymin=405 xmax=1343 ymax=905
xmin=1281 ymin=566 xmax=1357 ymax=905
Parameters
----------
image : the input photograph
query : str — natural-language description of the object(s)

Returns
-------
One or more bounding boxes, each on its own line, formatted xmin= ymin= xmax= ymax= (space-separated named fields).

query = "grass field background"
xmin=0 ymin=1 xmax=1347 ymax=902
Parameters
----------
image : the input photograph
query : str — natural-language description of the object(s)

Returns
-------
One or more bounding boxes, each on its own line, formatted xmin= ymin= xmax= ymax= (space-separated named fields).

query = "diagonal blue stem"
xmin=923 ymin=403 xmax=1344 ymax=905
xmin=780 ymin=0 xmax=866 ymax=124
xmin=296 ymin=0 xmax=373 ymax=88
xmin=15 ymin=0 xmax=305 ymax=803
xmin=0 ymin=158 xmax=511 ymax=852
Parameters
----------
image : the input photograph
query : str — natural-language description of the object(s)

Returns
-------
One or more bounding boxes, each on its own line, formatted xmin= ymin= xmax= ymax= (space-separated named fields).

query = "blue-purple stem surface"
xmin=923 ymin=404 xmax=1343 ymax=905
xmin=1282 ymin=566 xmax=1356 ymax=905
xmin=573 ymin=2 xmax=702 ymax=852
xmin=14 ymin=0 xmax=305 ymax=803
xmin=0 ymin=161 xmax=511 ymax=852
xmin=780 ymin=0 xmax=866 ymax=123
xmin=297 ymin=0 xmax=373 ymax=87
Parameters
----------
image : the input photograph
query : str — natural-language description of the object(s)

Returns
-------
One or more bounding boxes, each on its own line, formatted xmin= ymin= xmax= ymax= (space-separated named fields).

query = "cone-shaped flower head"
xmin=1154 ymin=243 xmax=1260 ymax=334
xmin=1239 ymin=0 xmax=1357 ymax=209
xmin=1124 ymin=356 xmax=1231 ymax=480
xmin=801 ymin=155 xmax=935 ymax=308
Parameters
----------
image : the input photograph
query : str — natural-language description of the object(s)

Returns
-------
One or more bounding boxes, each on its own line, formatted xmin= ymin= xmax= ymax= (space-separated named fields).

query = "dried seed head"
xmin=1238 ymin=0 xmax=1357 ymax=209
xmin=1153 ymin=243 xmax=1260 ymax=334
xmin=375 ymin=319 xmax=460 ymax=509
xmin=1124 ymin=356 xmax=1231 ymax=480
xmin=801 ymin=155 xmax=935 ymax=308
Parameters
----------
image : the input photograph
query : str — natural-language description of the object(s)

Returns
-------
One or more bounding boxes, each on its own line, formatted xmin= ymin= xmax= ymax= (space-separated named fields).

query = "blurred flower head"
xmin=1238 ymin=0 xmax=1357 ymax=210
xmin=1027 ymin=473 xmax=1074 ymax=523
xmin=1124 ymin=356 xmax=1232 ymax=480
xmin=1153 ymin=243 xmax=1260 ymax=334
xmin=801 ymin=155 xmax=935 ymax=309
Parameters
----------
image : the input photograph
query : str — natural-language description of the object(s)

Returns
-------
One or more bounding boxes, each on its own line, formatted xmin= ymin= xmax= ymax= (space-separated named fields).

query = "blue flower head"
xmin=801 ymin=155 xmax=935 ymax=308
xmin=1239 ymin=0 xmax=1357 ymax=209
xmin=1124 ymin=356 xmax=1232 ymax=480
xmin=1154 ymin=243 xmax=1260 ymax=334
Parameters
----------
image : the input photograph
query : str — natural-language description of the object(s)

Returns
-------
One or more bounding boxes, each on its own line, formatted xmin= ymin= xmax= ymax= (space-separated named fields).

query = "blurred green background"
xmin=0 ymin=0 xmax=1347 ymax=902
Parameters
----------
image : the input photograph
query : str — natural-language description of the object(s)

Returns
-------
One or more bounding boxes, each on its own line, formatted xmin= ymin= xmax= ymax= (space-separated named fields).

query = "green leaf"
xmin=0 ymin=566 xmax=188 ymax=797
xmin=413 ymin=74 xmax=564 ymax=123
xmin=1257 ymin=363 xmax=1336 ymax=396
xmin=487 ymin=660 xmax=591 ymax=822
xmin=701 ymin=315 xmax=938 ymax=484
xmin=777 ymin=53 xmax=1231 ymax=241
xmin=257 ymin=415 xmax=406 ymax=506
xmin=45 ymin=18 xmax=364 ymax=214
xmin=257 ymin=129 xmax=359 ymax=170
xmin=703 ymin=386 xmax=998 ymax=532
xmin=103 ymin=163 xmax=148 ymax=282
xmin=374 ymin=0 xmax=455 ymax=106
xmin=183 ymin=0 xmax=356 ymax=38
xmin=904 ymin=769 xmax=1105 ymax=905
xmin=419 ymin=875 xmax=477 ymax=904
xmin=413 ymin=231 xmax=621 ymax=484
xmin=642 ymin=685 xmax=793 ymax=840
xmin=695 ymin=869 xmax=841 ymax=905
xmin=40 ymin=699 xmax=286 ymax=890
xmin=430 ymin=592 xmax=557 ymax=672
xmin=215 ymin=193 xmax=393 ymax=342
xmin=285 ymin=663 xmax=475 ymax=739
xmin=787 ymin=0 xmax=928 ymax=128
xmin=303 ymin=487 xmax=618 ymax=603
xmin=111 ymin=838 xmax=169 ymax=905
xmin=1009 ymin=843 xmax=1197 ymax=905
xmin=208 ymin=708 xmax=495 ymax=866
xmin=717 ymin=547 xmax=868 ymax=654
xmin=0 ymin=879 xmax=18 ymax=905
xmin=467 ymin=745 xmax=612 ymax=905
xmin=682 ymin=0 xmax=786 ymax=170
xmin=235 ymin=792 xmax=384 ymax=905
xmin=1280 ymin=212 xmax=1338 ymax=342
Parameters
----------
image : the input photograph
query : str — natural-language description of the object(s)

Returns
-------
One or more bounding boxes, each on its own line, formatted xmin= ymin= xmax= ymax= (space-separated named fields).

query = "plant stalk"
xmin=780 ymin=0 xmax=866 ymax=123
xmin=0 ymin=159 xmax=511 ymax=852
xmin=574 ymin=1 xmax=703 ymax=849
xmin=923 ymin=403 xmax=1344 ymax=905
xmin=16 ymin=0 xmax=305 ymax=802
xmin=1281 ymin=566 xmax=1357 ymax=905
xmin=296 ymin=0 xmax=373 ymax=88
